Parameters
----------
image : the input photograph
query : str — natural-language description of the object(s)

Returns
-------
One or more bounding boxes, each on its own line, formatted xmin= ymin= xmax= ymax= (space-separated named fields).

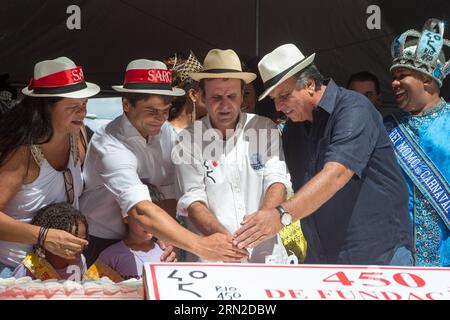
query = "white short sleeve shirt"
xmin=80 ymin=115 xmax=177 ymax=239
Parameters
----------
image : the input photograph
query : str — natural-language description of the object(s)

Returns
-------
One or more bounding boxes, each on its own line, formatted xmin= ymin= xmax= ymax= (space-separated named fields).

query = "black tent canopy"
xmin=1 ymin=0 xmax=449 ymax=106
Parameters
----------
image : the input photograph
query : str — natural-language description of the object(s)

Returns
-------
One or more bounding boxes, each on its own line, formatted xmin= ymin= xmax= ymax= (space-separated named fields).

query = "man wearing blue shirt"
xmin=234 ymin=44 xmax=413 ymax=265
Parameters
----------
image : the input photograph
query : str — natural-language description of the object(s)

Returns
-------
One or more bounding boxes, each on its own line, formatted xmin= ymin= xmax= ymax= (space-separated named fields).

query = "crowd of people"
xmin=0 ymin=18 xmax=449 ymax=282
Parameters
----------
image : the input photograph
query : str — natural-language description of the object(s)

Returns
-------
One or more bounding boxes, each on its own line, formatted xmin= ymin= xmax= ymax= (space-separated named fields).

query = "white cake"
xmin=0 ymin=277 xmax=143 ymax=300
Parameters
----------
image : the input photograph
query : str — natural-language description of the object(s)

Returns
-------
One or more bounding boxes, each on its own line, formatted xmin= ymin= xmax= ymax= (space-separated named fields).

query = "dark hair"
xmin=0 ymin=96 xmax=62 ymax=167
xmin=347 ymin=71 xmax=380 ymax=94
xmin=240 ymin=56 xmax=279 ymax=121
xmin=0 ymin=74 xmax=17 ymax=100
xmin=0 ymin=73 xmax=20 ymax=116
xmin=122 ymin=93 xmax=173 ymax=107
xmin=31 ymin=202 xmax=88 ymax=238
xmin=169 ymin=78 xmax=199 ymax=121
xmin=294 ymin=64 xmax=324 ymax=91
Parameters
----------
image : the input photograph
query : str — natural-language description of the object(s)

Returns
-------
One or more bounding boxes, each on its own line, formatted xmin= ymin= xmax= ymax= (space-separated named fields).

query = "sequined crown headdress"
xmin=167 ymin=51 xmax=203 ymax=86
xmin=391 ymin=18 xmax=450 ymax=87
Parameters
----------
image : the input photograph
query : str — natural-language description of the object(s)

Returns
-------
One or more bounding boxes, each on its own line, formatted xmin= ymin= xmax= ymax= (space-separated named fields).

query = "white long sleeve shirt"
xmin=80 ymin=114 xmax=177 ymax=239
xmin=173 ymin=113 xmax=292 ymax=262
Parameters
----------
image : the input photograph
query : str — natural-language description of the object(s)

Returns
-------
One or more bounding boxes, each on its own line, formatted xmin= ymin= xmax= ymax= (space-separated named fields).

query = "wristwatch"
xmin=275 ymin=205 xmax=292 ymax=227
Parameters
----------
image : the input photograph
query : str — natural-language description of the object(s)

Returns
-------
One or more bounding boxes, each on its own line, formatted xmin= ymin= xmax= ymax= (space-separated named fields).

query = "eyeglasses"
xmin=63 ymin=168 xmax=74 ymax=205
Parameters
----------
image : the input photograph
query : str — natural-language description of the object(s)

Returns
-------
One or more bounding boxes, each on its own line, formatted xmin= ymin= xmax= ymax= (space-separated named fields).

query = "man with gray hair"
xmin=234 ymin=43 xmax=413 ymax=265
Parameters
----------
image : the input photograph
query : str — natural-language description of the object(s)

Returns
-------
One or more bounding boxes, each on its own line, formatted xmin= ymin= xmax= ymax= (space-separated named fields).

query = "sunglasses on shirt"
xmin=63 ymin=168 xmax=74 ymax=205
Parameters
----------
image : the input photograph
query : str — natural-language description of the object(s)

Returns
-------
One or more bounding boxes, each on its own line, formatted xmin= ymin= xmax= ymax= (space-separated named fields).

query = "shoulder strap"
xmin=30 ymin=145 xmax=45 ymax=167
xmin=70 ymin=134 xmax=80 ymax=167
xmin=80 ymin=125 xmax=88 ymax=151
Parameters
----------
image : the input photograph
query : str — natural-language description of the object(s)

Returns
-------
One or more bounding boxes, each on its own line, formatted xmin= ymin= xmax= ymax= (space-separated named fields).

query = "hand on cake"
xmin=233 ymin=209 xmax=282 ymax=249
xmin=196 ymin=233 xmax=249 ymax=262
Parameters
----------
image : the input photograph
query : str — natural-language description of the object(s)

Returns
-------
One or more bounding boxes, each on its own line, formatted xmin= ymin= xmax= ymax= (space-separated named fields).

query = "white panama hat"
xmin=258 ymin=43 xmax=315 ymax=100
xmin=22 ymin=56 xmax=100 ymax=98
xmin=112 ymin=59 xmax=185 ymax=96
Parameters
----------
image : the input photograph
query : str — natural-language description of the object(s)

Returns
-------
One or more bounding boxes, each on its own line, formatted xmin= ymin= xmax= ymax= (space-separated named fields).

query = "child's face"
xmin=124 ymin=216 xmax=153 ymax=241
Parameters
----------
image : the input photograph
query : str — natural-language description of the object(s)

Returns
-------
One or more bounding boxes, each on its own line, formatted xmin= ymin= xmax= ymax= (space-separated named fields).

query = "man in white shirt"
xmin=173 ymin=49 xmax=291 ymax=262
xmin=81 ymin=59 xmax=248 ymax=266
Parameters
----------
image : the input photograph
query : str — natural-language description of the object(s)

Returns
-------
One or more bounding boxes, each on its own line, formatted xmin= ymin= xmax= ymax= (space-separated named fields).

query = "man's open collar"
xmin=317 ymin=78 xmax=338 ymax=114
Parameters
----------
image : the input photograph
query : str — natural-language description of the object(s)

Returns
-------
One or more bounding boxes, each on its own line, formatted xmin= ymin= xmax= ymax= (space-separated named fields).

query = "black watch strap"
xmin=275 ymin=205 xmax=287 ymax=215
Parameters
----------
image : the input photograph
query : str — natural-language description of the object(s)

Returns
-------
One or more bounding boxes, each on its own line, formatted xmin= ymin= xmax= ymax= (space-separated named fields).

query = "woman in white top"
xmin=0 ymin=57 xmax=99 ymax=277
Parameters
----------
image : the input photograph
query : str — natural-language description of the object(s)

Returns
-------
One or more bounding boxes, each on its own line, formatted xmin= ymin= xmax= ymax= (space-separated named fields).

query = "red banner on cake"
xmin=143 ymin=263 xmax=450 ymax=300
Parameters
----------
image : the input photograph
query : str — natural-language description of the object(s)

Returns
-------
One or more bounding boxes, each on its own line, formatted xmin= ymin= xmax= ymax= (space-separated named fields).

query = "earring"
xmin=191 ymin=101 xmax=196 ymax=123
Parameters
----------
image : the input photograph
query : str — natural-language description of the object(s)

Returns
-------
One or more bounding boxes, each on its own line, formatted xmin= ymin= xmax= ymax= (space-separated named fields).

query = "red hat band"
xmin=123 ymin=69 xmax=172 ymax=90
xmin=28 ymin=66 xmax=87 ymax=94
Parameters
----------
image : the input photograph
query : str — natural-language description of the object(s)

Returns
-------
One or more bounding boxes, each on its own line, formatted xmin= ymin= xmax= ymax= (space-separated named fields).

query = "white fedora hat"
xmin=22 ymin=57 xmax=100 ymax=98
xmin=189 ymin=49 xmax=256 ymax=84
xmin=112 ymin=59 xmax=185 ymax=96
xmin=258 ymin=44 xmax=315 ymax=101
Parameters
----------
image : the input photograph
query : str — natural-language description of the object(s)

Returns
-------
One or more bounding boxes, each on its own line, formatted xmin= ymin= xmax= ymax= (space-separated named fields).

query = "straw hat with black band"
xmin=189 ymin=49 xmax=256 ymax=84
